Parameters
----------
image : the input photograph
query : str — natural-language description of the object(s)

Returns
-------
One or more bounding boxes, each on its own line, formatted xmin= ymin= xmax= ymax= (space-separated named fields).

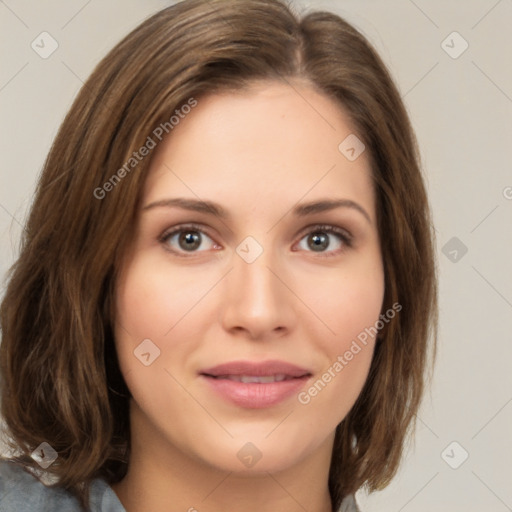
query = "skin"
xmin=112 ymin=80 xmax=385 ymax=512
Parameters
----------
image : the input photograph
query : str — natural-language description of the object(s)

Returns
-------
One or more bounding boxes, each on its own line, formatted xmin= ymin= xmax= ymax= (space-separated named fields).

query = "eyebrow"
xmin=293 ymin=199 xmax=371 ymax=224
xmin=143 ymin=197 xmax=372 ymax=224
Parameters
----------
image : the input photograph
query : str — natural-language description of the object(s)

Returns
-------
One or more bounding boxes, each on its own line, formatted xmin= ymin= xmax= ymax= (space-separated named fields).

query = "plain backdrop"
xmin=1 ymin=1 xmax=511 ymax=511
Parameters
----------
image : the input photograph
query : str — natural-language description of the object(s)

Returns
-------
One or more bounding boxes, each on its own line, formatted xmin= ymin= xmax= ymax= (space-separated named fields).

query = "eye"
xmin=159 ymin=224 xmax=220 ymax=256
xmin=159 ymin=223 xmax=353 ymax=257
xmin=294 ymin=224 xmax=352 ymax=256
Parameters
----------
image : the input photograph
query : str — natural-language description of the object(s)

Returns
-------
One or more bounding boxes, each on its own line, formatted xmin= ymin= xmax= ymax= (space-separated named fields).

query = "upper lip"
xmin=200 ymin=360 xmax=311 ymax=378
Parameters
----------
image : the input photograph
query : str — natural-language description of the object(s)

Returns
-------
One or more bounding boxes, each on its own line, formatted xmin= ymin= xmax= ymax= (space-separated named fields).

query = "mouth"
xmin=205 ymin=374 xmax=302 ymax=383
xmin=200 ymin=359 xmax=311 ymax=379
xmin=199 ymin=360 xmax=312 ymax=409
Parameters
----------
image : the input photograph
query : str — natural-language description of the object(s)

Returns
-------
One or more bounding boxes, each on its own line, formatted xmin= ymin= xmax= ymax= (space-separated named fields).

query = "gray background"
xmin=1 ymin=1 xmax=511 ymax=511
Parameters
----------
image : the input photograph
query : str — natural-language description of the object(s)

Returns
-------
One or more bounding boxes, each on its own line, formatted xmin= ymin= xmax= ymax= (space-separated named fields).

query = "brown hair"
xmin=0 ymin=0 xmax=437 ymax=510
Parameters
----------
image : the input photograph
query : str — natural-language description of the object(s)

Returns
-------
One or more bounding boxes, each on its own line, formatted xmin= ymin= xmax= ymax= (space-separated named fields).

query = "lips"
xmin=199 ymin=360 xmax=312 ymax=409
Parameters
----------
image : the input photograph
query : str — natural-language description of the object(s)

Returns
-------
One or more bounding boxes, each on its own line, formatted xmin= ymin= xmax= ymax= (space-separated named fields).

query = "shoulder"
xmin=0 ymin=459 xmax=125 ymax=512
xmin=0 ymin=459 xmax=81 ymax=511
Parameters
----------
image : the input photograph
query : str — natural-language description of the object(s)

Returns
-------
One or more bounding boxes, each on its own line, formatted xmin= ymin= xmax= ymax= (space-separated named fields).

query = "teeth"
xmin=222 ymin=374 xmax=289 ymax=383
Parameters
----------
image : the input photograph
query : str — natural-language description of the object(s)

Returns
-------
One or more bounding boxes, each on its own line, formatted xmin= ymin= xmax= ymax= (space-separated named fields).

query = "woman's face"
xmin=114 ymin=81 xmax=385 ymax=474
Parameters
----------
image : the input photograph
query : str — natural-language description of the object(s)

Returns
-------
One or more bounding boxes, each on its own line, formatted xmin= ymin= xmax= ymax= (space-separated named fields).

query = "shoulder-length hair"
xmin=0 ymin=0 xmax=437 ymax=510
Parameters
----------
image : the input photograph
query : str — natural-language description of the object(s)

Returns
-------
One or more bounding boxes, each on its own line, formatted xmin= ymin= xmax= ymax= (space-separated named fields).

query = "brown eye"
xmin=160 ymin=224 xmax=219 ymax=255
xmin=176 ymin=231 xmax=202 ymax=251
xmin=307 ymin=232 xmax=330 ymax=252
xmin=295 ymin=225 xmax=352 ymax=256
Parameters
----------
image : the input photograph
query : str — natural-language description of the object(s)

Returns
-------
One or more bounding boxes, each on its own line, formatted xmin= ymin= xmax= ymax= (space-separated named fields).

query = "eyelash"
xmin=158 ymin=223 xmax=353 ymax=258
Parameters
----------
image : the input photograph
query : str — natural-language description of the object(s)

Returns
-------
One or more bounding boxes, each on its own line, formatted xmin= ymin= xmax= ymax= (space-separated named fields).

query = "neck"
xmin=112 ymin=401 xmax=335 ymax=512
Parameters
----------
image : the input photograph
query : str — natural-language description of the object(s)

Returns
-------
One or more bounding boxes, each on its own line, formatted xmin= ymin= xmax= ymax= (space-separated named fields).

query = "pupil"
xmin=310 ymin=232 xmax=328 ymax=251
xmin=179 ymin=231 xmax=201 ymax=251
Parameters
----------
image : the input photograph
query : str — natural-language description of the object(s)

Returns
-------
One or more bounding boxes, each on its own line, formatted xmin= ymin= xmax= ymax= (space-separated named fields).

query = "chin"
xmin=189 ymin=432 xmax=322 ymax=476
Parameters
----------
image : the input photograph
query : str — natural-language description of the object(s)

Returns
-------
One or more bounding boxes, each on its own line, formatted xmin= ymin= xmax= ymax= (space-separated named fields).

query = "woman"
xmin=0 ymin=1 xmax=437 ymax=511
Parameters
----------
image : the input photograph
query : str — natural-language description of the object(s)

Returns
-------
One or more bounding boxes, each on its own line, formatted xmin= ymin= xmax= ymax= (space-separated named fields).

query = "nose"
xmin=219 ymin=245 xmax=296 ymax=341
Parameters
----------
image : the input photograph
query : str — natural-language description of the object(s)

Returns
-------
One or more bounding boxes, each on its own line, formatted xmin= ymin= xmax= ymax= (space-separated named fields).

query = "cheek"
xmin=115 ymin=255 xmax=209 ymax=340
xmin=113 ymin=258 xmax=175 ymax=381
xmin=298 ymin=255 xmax=384 ymax=348
xmin=293 ymin=257 xmax=384 ymax=410
xmin=113 ymin=260 xmax=192 ymax=416
xmin=113 ymin=256 xmax=219 ymax=390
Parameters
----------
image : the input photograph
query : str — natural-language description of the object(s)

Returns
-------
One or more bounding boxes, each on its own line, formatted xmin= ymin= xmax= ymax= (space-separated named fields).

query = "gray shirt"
xmin=0 ymin=460 xmax=360 ymax=511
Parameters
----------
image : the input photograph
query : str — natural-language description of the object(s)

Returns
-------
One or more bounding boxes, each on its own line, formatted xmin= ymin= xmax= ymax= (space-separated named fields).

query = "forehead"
xmin=143 ymin=81 xmax=375 ymax=222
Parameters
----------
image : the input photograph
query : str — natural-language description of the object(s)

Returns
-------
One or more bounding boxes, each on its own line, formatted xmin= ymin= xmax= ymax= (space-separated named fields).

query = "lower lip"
xmin=201 ymin=375 xmax=310 ymax=409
